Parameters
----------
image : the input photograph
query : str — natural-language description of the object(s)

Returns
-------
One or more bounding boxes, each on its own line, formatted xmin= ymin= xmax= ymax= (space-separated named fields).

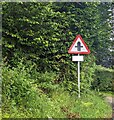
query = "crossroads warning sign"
xmin=68 ymin=35 xmax=90 ymax=54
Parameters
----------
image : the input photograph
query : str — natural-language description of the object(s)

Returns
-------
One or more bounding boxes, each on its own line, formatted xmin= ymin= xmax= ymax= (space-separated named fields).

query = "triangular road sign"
xmin=68 ymin=34 xmax=90 ymax=54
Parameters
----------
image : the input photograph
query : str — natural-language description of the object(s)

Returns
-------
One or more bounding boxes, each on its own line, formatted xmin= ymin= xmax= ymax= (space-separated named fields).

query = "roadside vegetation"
xmin=2 ymin=61 xmax=113 ymax=118
xmin=2 ymin=2 xmax=113 ymax=118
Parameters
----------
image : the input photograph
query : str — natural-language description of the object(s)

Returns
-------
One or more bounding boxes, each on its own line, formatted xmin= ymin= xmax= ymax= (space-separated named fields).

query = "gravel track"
xmin=105 ymin=96 xmax=114 ymax=118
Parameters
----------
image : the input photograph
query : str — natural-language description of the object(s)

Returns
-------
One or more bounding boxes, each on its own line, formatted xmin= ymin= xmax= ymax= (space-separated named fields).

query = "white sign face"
xmin=72 ymin=56 xmax=84 ymax=62
xmin=70 ymin=38 xmax=88 ymax=52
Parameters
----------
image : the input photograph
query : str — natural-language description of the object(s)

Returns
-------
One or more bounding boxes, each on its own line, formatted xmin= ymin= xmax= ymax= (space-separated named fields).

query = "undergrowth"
xmin=2 ymin=62 xmax=112 ymax=118
xmin=2 ymin=89 xmax=112 ymax=118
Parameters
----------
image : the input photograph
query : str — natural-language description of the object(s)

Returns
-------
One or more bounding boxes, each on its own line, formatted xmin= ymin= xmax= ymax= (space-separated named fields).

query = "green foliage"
xmin=2 ymin=2 xmax=112 ymax=93
xmin=2 ymin=61 xmax=63 ymax=118
xmin=2 ymin=84 xmax=112 ymax=118
xmin=2 ymin=61 xmax=112 ymax=118
xmin=80 ymin=55 xmax=96 ymax=94
xmin=2 ymin=2 xmax=113 ymax=118
xmin=35 ymin=71 xmax=59 ymax=96
xmin=0 ymin=109 xmax=1 ymax=119
xmin=2 ymin=61 xmax=37 ymax=110
xmin=92 ymin=65 xmax=114 ymax=91
xmin=70 ymin=92 xmax=112 ymax=118
xmin=2 ymin=2 xmax=112 ymax=68
xmin=2 ymin=2 xmax=112 ymax=95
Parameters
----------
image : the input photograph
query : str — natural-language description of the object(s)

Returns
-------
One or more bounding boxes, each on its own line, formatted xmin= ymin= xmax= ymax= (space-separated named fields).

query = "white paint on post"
xmin=78 ymin=54 xmax=80 ymax=98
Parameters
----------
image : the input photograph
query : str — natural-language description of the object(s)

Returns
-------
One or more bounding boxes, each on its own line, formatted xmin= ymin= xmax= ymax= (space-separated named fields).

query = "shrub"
xmin=2 ymin=60 xmax=61 ymax=118
xmin=92 ymin=65 xmax=114 ymax=91
xmin=35 ymin=71 xmax=59 ymax=96
xmin=2 ymin=61 xmax=39 ymax=113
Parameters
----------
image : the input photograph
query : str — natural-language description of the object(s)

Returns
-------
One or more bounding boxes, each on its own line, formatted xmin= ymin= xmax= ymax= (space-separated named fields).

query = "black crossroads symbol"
xmin=75 ymin=42 xmax=83 ymax=51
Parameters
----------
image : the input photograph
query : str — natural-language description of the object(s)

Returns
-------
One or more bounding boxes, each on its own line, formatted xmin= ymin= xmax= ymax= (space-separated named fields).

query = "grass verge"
xmin=2 ymin=89 xmax=112 ymax=118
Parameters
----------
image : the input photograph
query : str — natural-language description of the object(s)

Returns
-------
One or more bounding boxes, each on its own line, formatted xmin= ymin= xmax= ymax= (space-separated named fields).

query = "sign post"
xmin=78 ymin=54 xmax=80 ymax=98
xmin=68 ymin=34 xmax=90 ymax=98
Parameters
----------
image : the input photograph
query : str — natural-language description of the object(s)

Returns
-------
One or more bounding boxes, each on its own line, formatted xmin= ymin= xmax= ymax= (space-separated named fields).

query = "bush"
xmin=2 ymin=61 xmax=39 ymax=113
xmin=35 ymin=71 xmax=59 ymax=96
xmin=79 ymin=55 xmax=96 ymax=94
xmin=92 ymin=65 xmax=114 ymax=91
xmin=56 ymin=55 xmax=96 ymax=95
xmin=2 ymin=60 xmax=62 ymax=118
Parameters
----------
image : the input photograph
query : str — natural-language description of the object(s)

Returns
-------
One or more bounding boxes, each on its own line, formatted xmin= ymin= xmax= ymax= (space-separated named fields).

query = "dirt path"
xmin=105 ymin=96 xmax=114 ymax=118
